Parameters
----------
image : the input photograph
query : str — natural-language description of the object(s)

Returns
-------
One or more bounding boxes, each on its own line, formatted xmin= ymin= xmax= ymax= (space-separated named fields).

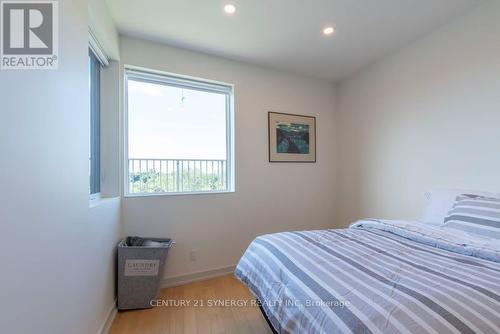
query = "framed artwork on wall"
xmin=268 ymin=112 xmax=316 ymax=162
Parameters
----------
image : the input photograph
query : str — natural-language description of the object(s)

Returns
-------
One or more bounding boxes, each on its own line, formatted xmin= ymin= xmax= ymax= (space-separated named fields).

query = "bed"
xmin=235 ymin=219 xmax=500 ymax=334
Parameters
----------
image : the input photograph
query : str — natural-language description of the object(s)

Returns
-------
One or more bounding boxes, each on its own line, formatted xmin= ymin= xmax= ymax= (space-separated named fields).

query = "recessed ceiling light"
xmin=323 ymin=26 xmax=335 ymax=36
xmin=224 ymin=4 xmax=236 ymax=14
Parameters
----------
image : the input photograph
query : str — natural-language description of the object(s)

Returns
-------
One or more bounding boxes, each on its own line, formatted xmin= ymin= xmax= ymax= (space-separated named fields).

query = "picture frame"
xmin=268 ymin=112 xmax=316 ymax=163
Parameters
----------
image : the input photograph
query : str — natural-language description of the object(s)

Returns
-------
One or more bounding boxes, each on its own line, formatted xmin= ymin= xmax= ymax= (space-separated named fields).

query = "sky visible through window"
xmin=128 ymin=80 xmax=227 ymax=160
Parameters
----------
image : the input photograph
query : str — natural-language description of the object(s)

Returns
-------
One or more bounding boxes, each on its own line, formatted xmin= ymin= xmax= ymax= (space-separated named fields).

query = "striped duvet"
xmin=235 ymin=220 xmax=500 ymax=334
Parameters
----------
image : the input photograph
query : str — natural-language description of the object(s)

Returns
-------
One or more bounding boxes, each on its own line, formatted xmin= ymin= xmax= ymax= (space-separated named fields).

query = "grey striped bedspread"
xmin=234 ymin=220 xmax=500 ymax=334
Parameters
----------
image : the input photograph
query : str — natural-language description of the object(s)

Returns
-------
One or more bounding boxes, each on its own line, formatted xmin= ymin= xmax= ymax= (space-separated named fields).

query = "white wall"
xmin=88 ymin=0 xmax=122 ymax=199
xmin=0 ymin=1 xmax=122 ymax=333
xmin=336 ymin=0 xmax=500 ymax=226
xmin=120 ymin=37 xmax=338 ymax=281
xmin=100 ymin=60 xmax=122 ymax=198
xmin=88 ymin=0 xmax=120 ymax=60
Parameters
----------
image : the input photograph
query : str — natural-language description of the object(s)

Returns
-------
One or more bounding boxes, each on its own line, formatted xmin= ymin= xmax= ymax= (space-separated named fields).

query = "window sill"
xmin=89 ymin=196 xmax=120 ymax=208
xmin=124 ymin=190 xmax=235 ymax=198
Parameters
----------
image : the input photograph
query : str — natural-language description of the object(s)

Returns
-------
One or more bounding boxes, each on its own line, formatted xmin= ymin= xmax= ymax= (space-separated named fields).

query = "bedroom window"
xmin=125 ymin=68 xmax=234 ymax=196
xmin=89 ymin=49 xmax=101 ymax=198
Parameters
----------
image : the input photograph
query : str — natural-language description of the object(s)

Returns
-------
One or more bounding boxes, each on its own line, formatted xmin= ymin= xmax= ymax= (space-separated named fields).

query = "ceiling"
xmin=106 ymin=0 xmax=484 ymax=82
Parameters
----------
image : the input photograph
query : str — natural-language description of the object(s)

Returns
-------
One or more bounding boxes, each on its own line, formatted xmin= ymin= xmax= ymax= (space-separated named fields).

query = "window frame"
xmin=89 ymin=48 xmax=102 ymax=199
xmin=123 ymin=66 xmax=235 ymax=197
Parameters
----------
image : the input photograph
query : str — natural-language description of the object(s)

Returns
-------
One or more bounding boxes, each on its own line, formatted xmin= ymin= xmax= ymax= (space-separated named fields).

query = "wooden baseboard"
xmin=98 ymin=298 xmax=117 ymax=334
xmin=161 ymin=265 xmax=236 ymax=288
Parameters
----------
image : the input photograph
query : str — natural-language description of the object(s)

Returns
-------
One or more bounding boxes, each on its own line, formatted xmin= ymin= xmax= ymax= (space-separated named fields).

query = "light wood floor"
xmin=109 ymin=274 xmax=273 ymax=334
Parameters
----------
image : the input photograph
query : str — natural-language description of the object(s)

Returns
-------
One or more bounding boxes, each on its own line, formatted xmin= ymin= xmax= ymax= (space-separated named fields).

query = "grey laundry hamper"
xmin=117 ymin=237 xmax=174 ymax=310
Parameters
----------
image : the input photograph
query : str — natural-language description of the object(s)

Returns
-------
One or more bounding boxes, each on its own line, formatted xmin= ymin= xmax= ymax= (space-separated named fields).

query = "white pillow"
xmin=420 ymin=188 xmax=500 ymax=225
